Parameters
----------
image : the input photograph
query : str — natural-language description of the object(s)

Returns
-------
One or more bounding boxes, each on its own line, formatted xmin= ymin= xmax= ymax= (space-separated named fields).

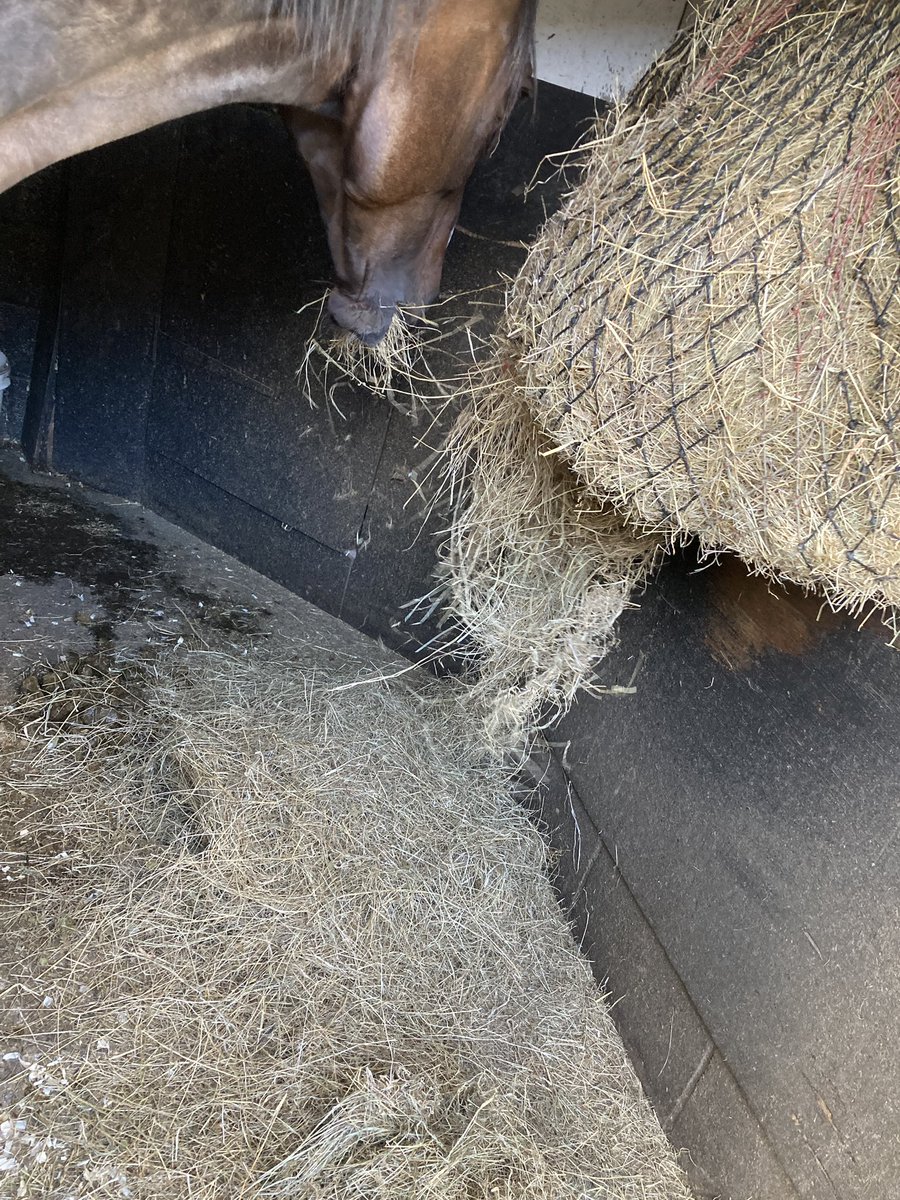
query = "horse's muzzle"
xmin=327 ymin=290 xmax=394 ymax=346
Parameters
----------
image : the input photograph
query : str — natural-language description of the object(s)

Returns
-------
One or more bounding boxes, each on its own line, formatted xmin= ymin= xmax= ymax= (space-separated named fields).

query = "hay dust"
xmin=0 ymin=647 xmax=692 ymax=1199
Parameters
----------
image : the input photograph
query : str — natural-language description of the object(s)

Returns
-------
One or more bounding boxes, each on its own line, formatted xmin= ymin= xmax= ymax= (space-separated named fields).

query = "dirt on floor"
xmin=0 ymin=446 xmax=383 ymax=704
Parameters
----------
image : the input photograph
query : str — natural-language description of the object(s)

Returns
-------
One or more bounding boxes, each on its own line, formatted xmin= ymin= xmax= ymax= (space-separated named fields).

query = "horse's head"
xmin=287 ymin=0 xmax=535 ymax=345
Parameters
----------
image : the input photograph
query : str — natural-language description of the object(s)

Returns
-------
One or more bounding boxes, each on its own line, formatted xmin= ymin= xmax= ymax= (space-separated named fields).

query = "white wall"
xmin=535 ymin=0 xmax=686 ymax=101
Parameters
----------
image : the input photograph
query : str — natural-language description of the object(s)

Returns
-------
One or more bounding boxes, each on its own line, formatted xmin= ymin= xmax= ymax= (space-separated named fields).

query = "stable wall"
xmin=537 ymin=0 xmax=686 ymax=98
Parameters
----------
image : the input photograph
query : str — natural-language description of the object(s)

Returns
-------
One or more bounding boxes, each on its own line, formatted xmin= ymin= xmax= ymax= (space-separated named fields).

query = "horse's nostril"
xmin=320 ymin=311 xmax=345 ymax=341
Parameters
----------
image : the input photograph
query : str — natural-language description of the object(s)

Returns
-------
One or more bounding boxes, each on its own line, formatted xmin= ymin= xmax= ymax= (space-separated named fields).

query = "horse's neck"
xmin=0 ymin=1 xmax=334 ymax=193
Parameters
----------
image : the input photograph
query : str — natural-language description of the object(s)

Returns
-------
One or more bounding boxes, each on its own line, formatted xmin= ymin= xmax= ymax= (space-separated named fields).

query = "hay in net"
xmin=0 ymin=646 xmax=692 ymax=1199
xmin=504 ymin=0 xmax=900 ymax=622
xmin=437 ymin=0 xmax=900 ymax=741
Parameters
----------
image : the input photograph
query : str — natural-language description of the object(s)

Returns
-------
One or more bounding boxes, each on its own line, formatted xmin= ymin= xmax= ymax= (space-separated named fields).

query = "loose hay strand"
xmin=430 ymin=354 xmax=661 ymax=751
xmin=297 ymin=292 xmax=489 ymax=423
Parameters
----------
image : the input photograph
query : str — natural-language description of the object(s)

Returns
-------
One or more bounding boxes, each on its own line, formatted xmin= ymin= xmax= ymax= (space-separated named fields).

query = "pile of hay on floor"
xmin=0 ymin=647 xmax=692 ymax=1199
xmin=441 ymin=0 xmax=900 ymax=737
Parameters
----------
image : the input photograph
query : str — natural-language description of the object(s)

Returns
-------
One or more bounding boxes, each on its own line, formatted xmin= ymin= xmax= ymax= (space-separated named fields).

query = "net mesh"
xmin=507 ymin=0 xmax=900 ymax=623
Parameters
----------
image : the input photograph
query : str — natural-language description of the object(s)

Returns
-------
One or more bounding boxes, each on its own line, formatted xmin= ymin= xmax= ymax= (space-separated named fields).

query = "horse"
xmin=0 ymin=0 xmax=536 ymax=343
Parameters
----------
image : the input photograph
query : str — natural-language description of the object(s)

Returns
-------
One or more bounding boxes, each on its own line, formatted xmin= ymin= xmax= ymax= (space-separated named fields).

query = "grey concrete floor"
xmin=0 ymin=446 xmax=415 ymax=706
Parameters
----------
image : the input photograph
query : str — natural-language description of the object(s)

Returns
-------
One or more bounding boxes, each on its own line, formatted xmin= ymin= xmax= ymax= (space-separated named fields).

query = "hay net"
xmin=0 ymin=647 xmax=692 ymax=1199
xmin=506 ymin=0 xmax=900 ymax=622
